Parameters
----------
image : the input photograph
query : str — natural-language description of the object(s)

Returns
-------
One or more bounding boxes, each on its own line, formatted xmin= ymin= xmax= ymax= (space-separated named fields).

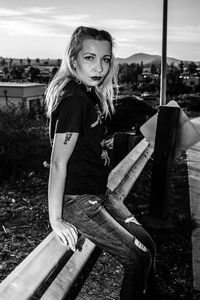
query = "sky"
xmin=0 ymin=0 xmax=199 ymax=62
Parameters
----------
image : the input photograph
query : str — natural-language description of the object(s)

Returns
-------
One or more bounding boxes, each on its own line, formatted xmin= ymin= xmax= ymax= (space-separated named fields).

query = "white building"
xmin=0 ymin=82 xmax=46 ymax=110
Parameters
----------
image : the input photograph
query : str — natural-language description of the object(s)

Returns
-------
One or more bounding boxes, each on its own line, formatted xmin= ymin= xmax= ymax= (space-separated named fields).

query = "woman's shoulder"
xmin=57 ymin=81 xmax=91 ymax=114
xmin=59 ymin=80 xmax=90 ymax=103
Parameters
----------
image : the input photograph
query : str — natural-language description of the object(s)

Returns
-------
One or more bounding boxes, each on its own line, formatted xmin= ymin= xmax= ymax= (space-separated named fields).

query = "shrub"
xmin=178 ymin=95 xmax=200 ymax=111
xmin=0 ymin=104 xmax=50 ymax=181
xmin=107 ymin=96 xmax=157 ymax=135
xmin=186 ymin=96 xmax=200 ymax=111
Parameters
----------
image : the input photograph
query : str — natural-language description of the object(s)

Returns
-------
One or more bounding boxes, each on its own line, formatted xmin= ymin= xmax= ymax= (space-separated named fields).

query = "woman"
xmin=45 ymin=26 xmax=156 ymax=299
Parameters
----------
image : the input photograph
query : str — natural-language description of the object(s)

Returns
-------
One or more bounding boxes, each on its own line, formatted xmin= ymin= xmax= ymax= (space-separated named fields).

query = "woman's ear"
xmin=72 ymin=60 xmax=76 ymax=70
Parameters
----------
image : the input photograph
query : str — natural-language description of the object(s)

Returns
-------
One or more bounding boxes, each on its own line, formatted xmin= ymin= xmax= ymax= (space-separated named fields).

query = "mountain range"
xmin=0 ymin=53 xmax=199 ymax=67
xmin=116 ymin=53 xmax=199 ymax=66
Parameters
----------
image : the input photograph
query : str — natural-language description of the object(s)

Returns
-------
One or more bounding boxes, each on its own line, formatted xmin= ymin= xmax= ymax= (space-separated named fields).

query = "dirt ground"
xmin=0 ymin=152 xmax=200 ymax=299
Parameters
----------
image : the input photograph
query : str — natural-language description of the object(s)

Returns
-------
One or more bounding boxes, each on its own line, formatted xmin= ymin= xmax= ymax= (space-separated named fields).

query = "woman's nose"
xmin=95 ymin=60 xmax=103 ymax=73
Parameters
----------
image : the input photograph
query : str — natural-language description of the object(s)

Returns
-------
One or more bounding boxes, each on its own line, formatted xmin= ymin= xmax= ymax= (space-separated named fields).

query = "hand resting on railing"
xmin=50 ymin=218 xmax=78 ymax=252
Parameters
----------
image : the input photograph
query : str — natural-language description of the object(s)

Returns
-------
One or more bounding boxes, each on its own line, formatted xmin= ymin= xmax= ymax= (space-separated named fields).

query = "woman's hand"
xmin=51 ymin=219 xmax=78 ymax=252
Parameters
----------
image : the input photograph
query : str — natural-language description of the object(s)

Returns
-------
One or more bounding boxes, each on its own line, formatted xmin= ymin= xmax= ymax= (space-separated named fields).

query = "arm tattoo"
xmin=64 ymin=132 xmax=73 ymax=145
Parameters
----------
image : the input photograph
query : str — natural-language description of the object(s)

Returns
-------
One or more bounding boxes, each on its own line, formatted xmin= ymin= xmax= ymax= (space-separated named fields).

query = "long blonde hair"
xmin=45 ymin=26 xmax=118 ymax=117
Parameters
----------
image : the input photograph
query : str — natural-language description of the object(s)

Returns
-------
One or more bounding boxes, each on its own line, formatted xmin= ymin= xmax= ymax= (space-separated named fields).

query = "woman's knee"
xmin=126 ymin=222 xmax=156 ymax=258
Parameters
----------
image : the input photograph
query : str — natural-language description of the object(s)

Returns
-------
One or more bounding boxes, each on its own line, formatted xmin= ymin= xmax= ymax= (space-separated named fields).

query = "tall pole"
xmin=150 ymin=0 xmax=181 ymax=219
xmin=160 ymin=0 xmax=168 ymax=105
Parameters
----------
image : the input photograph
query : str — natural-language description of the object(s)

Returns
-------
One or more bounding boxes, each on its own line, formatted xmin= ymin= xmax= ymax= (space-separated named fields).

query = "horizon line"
xmin=0 ymin=52 xmax=199 ymax=63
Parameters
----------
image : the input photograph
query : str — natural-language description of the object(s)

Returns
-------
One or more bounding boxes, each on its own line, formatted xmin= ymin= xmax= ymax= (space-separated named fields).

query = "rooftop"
xmin=0 ymin=82 xmax=46 ymax=88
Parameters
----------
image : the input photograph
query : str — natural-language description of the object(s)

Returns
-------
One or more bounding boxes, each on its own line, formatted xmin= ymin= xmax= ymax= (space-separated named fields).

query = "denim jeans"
xmin=63 ymin=191 xmax=156 ymax=300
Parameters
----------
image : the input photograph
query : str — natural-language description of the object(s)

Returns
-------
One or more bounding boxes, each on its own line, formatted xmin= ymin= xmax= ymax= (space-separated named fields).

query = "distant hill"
xmin=0 ymin=53 xmax=199 ymax=67
xmin=116 ymin=52 xmax=198 ymax=66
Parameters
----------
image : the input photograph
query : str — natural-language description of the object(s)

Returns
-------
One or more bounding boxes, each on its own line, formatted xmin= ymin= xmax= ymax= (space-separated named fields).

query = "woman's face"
xmin=73 ymin=39 xmax=112 ymax=87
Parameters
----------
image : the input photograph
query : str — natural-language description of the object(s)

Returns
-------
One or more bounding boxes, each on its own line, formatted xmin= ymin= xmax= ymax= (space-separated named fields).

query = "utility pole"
xmin=160 ymin=0 xmax=168 ymax=105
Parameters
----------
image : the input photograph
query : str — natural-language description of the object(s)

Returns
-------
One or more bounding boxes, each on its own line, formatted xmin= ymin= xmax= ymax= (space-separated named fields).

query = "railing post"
xmin=150 ymin=106 xmax=180 ymax=219
xmin=113 ymin=132 xmax=143 ymax=167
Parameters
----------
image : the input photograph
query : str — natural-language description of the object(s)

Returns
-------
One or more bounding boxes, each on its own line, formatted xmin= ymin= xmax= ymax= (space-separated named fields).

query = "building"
xmin=0 ymin=82 xmax=46 ymax=111
xmin=137 ymin=72 xmax=159 ymax=83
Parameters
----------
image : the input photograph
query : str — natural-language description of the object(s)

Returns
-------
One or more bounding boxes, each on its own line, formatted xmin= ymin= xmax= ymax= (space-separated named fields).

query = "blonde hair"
xmin=45 ymin=26 xmax=118 ymax=117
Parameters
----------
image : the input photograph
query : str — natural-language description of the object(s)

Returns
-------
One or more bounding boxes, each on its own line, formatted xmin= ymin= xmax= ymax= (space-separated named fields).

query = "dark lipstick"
xmin=91 ymin=76 xmax=102 ymax=81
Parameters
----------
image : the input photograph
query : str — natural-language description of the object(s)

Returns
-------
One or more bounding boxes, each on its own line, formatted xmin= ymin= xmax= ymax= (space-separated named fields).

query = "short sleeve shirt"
xmin=53 ymin=80 xmax=110 ymax=195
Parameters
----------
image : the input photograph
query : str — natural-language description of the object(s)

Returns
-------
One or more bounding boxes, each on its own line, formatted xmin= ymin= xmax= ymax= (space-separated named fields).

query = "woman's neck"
xmin=72 ymin=76 xmax=93 ymax=92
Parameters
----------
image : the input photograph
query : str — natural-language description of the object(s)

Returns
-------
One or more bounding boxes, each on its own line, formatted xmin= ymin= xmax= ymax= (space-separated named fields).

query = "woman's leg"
xmin=105 ymin=191 xmax=157 ymax=299
xmin=105 ymin=191 xmax=156 ymax=258
xmin=63 ymin=194 xmax=154 ymax=299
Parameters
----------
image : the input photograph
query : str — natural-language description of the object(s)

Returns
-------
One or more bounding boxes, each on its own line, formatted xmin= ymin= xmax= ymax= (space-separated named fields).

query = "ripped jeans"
xmin=63 ymin=192 xmax=156 ymax=300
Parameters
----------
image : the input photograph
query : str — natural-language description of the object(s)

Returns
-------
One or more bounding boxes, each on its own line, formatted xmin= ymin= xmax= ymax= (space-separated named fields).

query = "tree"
xmin=118 ymin=64 xmax=140 ymax=84
xmin=57 ymin=59 xmax=61 ymax=66
xmin=140 ymin=61 xmax=144 ymax=73
xmin=27 ymin=57 xmax=31 ymax=66
xmin=178 ymin=60 xmax=184 ymax=73
xmin=187 ymin=62 xmax=197 ymax=74
xmin=9 ymin=58 xmax=13 ymax=68
xmin=44 ymin=60 xmax=49 ymax=66
xmin=168 ymin=62 xmax=176 ymax=72
xmin=10 ymin=66 xmax=24 ymax=80
xmin=51 ymin=67 xmax=58 ymax=76
xmin=36 ymin=58 xmax=40 ymax=65
xmin=136 ymin=63 xmax=143 ymax=75
xmin=3 ymin=67 xmax=9 ymax=76
xmin=194 ymin=82 xmax=200 ymax=93
xmin=118 ymin=64 xmax=132 ymax=84
xmin=27 ymin=67 xmax=40 ymax=82
xmin=151 ymin=64 xmax=157 ymax=74
xmin=0 ymin=58 xmax=6 ymax=66
xmin=167 ymin=67 xmax=187 ymax=96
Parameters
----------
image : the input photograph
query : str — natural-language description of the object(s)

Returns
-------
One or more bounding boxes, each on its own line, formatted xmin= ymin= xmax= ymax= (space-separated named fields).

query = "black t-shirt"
xmin=51 ymin=80 xmax=110 ymax=195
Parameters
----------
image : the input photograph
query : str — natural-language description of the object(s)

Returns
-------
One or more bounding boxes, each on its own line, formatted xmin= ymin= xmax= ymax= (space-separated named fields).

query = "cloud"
xmin=101 ymin=19 xmax=150 ymax=30
xmin=0 ymin=18 xmax=65 ymax=37
xmin=168 ymin=25 xmax=200 ymax=43
xmin=0 ymin=5 xmax=92 ymax=37
xmin=52 ymin=14 xmax=91 ymax=28
xmin=21 ymin=6 xmax=55 ymax=14
xmin=1 ymin=4 xmax=199 ymax=50
xmin=0 ymin=12 xmax=64 ymax=37
xmin=0 ymin=7 xmax=26 ymax=16
xmin=0 ymin=5 xmax=60 ymax=37
xmin=0 ymin=6 xmax=54 ymax=16
xmin=0 ymin=4 xmax=162 ymax=42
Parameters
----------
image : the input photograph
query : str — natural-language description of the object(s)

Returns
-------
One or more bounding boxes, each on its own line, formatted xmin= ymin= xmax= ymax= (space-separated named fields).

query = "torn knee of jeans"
xmin=88 ymin=200 xmax=98 ymax=205
xmin=134 ymin=237 xmax=147 ymax=252
xmin=125 ymin=216 xmax=141 ymax=225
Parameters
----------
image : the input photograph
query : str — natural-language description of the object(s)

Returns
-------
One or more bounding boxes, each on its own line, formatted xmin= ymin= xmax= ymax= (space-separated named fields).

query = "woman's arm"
xmin=48 ymin=132 xmax=79 ymax=251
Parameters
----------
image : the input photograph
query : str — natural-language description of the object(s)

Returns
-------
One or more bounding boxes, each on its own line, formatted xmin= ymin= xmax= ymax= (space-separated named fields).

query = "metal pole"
xmin=160 ymin=0 xmax=168 ymax=105
xmin=150 ymin=106 xmax=180 ymax=219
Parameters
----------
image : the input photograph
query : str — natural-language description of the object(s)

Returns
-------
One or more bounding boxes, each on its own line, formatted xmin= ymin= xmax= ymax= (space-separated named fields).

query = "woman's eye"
xmin=84 ymin=56 xmax=94 ymax=61
xmin=104 ymin=58 xmax=111 ymax=64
